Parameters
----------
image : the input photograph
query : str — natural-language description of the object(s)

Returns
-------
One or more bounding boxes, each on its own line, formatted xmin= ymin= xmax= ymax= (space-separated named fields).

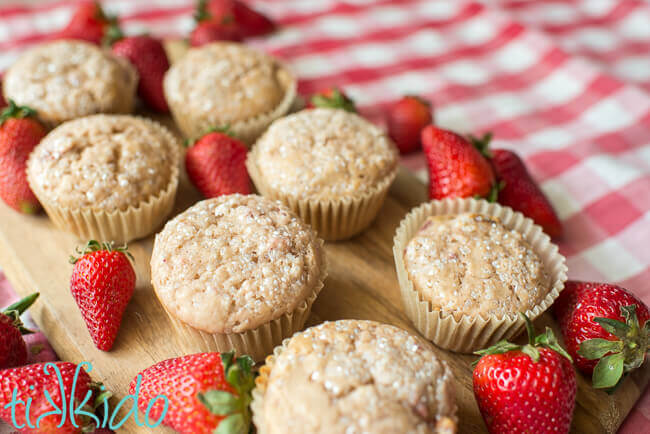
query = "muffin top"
xmin=259 ymin=320 xmax=457 ymax=434
xmin=404 ymin=213 xmax=551 ymax=318
xmin=251 ymin=108 xmax=398 ymax=200
xmin=164 ymin=42 xmax=292 ymax=126
xmin=150 ymin=194 xmax=325 ymax=334
xmin=3 ymin=40 xmax=137 ymax=126
xmin=27 ymin=115 xmax=179 ymax=211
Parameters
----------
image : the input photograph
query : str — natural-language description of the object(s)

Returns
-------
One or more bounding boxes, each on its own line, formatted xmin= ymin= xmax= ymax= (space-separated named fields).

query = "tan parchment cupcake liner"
xmin=158 ymin=245 xmax=327 ymax=362
xmin=393 ymin=198 xmax=567 ymax=353
xmin=169 ymin=62 xmax=296 ymax=145
xmin=28 ymin=117 xmax=181 ymax=244
xmin=247 ymin=146 xmax=398 ymax=241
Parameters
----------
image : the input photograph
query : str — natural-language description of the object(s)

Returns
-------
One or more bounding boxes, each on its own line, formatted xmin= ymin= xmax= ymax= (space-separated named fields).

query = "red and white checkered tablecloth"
xmin=0 ymin=0 xmax=649 ymax=432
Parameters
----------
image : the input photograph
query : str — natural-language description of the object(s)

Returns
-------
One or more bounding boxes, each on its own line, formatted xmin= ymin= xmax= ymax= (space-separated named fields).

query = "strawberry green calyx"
xmin=2 ymin=292 xmax=39 ymax=335
xmin=474 ymin=313 xmax=572 ymax=365
xmin=578 ymin=304 xmax=649 ymax=390
xmin=468 ymin=132 xmax=493 ymax=159
xmin=0 ymin=100 xmax=37 ymax=126
xmin=185 ymin=125 xmax=235 ymax=147
xmin=69 ymin=240 xmax=134 ymax=264
xmin=484 ymin=180 xmax=505 ymax=203
xmin=311 ymin=89 xmax=357 ymax=113
xmin=198 ymin=352 xmax=255 ymax=434
xmin=102 ymin=21 xmax=124 ymax=46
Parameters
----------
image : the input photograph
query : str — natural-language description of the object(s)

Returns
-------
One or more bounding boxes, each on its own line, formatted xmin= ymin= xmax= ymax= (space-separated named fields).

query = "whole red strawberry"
xmin=0 ymin=292 xmax=39 ymax=369
xmin=308 ymin=87 xmax=357 ymax=113
xmin=130 ymin=352 xmax=254 ymax=434
xmin=57 ymin=1 xmax=116 ymax=45
xmin=387 ymin=95 xmax=432 ymax=154
xmin=473 ymin=314 xmax=576 ymax=434
xmin=190 ymin=19 xmax=242 ymax=46
xmin=185 ymin=128 xmax=251 ymax=198
xmin=69 ymin=240 xmax=136 ymax=351
xmin=553 ymin=281 xmax=649 ymax=390
xmin=491 ymin=149 xmax=563 ymax=238
xmin=421 ymin=126 xmax=496 ymax=200
xmin=112 ymin=35 xmax=170 ymax=112
xmin=0 ymin=100 xmax=47 ymax=214
xmin=0 ymin=361 xmax=108 ymax=432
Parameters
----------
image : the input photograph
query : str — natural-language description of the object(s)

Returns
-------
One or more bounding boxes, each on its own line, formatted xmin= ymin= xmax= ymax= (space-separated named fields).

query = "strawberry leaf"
xmin=593 ymin=317 xmax=630 ymax=340
xmin=311 ymin=89 xmax=357 ymax=113
xmin=198 ymin=390 xmax=239 ymax=416
xmin=592 ymin=352 xmax=625 ymax=389
xmin=521 ymin=345 xmax=540 ymax=362
xmin=578 ymin=338 xmax=623 ymax=360
xmin=214 ymin=413 xmax=246 ymax=434
xmin=3 ymin=292 xmax=39 ymax=334
xmin=0 ymin=100 xmax=37 ymax=126
xmin=467 ymin=132 xmax=493 ymax=159
xmin=535 ymin=326 xmax=573 ymax=362
xmin=621 ymin=305 xmax=640 ymax=329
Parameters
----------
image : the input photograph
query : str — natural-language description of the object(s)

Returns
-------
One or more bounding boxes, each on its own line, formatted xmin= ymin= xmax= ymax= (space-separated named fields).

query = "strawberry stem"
xmin=2 ymin=292 xmax=39 ymax=335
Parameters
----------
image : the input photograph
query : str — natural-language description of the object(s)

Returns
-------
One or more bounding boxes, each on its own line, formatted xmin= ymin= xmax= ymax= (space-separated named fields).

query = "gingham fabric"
xmin=0 ymin=1 xmax=648 ymax=432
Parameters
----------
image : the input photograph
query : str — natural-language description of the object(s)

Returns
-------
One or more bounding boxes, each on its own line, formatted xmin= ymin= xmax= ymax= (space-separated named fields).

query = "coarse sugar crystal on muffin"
xmin=151 ymin=194 xmax=326 ymax=337
xmin=163 ymin=42 xmax=295 ymax=142
xmin=252 ymin=319 xmax=457 ymax=434
xmin=3 ymin=40 xmax=137 ymax=127
xmin=252 ymin=108 xmax=398 ymax=200
xmin=27 ymin=115 xmax=178 ymax=212
xmin=404 ymin=213 xmax=551 ymax=318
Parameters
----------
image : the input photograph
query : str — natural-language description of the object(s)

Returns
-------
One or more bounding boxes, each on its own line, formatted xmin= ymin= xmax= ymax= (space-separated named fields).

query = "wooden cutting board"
xmin=0 ymin=159 xmax=648 ymax=433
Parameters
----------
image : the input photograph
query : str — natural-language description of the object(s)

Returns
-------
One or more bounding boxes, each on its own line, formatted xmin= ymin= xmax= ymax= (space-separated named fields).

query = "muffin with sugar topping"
xmin=3 ymin=40 xmax=137 ymax=127
xmin=248 ymin=108 xmax=399 ymax=240
xmin=150 ymin=194 xmax=327 ymax=361
xmin=27 ymin=114 xmax=180 ymax=242
xmin=393 ymin=198 xmax=567 ymax=353
xmin=163 ymin=42 xmax=295 ymax=143
xmin=252 ymin=319 xmax=457 ymax=434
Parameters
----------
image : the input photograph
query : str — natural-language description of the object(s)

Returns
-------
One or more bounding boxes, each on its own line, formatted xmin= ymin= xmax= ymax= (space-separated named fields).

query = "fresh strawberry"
xmin=553 ymin=281 xmax=649 ymax=390
xmin=111 ymin=35 xmax=170 ymax=112
xmin=130 ymin=352 xmax=254 ymax=434
xmin=190 ymin=19 xmax=242 ymax=46
xmin=0 ymin=293 xmax=39 ymax=369
xmin=56 ymin=1 xmax=116 ymax=45
xmin=473 ymin=314 xmax=576 ymax=434
xmin=0 ymin=361 xmax=109 ymax=432
xmin=0 ymin=100 xmax=47 ymax=214
xmin=231 ymin=1 xmax=276 ymax=38
xmin=69 ymin=240 xmax=136 ymax=351
xmin=421 ymin=126 xmax=496 ymax=200
xmin=308 ymin=87 xmax=357 ymax=113
xmin=387 ymin=95 xmax=432 ymax=154
xmin=491 ymin=149 xmax=563 ymax=238
xmin=185 ymin=128 xmax=251 ymax=198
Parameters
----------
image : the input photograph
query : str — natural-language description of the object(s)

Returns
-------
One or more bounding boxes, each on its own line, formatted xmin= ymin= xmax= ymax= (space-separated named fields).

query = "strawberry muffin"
xmin=163 ymin=42 xmax=295 ymax=143
xmin=3 ymin=40 xmax=137 ymax=127
xmin=252 ymin=320 xmax=457 ymax=433
xmin=150 ymin=194 xmax=327 ymax=361
xmin=248 ymin=108 xmax=399 ymax=240
xmin=26 ymin=114 xmax=180 ymax=242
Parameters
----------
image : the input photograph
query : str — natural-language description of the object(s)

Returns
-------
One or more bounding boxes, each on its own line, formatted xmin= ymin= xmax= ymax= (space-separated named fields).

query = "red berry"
xmin=0 ymin=101 xmax=46 ymax=214
xmin=491 ymin=149 xmax=562 ymax=238
xmin=69 ymin=241 xmax=136 ymax=351
xmin=553 ymin=281 xmax=649 ymax=388
xmin=231 ymin=1 xmax=275 ymax=38
xmin=56 ymin=1 xmax=114 ymax=45
xmin=473 ymin=315 xmax=576 ymax=434
xmin=112 ymin=35 xmax=170 ymax=112
xmin=387 ymin=95 xmax=432 ymax=154
xmin=190 ymin=19 xmax=242 ymax=46
xmin=185 ymin=130 xmax=251 ymax=198
xmin=0 ymin=293 xmax=39 ymax=369
xmin=307 ymin=87 xmax=357 ymax=113
xmin=421 ymin=126 xmax=495 ymax=200
xmin=131 ymin=352 xmax=254 ymax=434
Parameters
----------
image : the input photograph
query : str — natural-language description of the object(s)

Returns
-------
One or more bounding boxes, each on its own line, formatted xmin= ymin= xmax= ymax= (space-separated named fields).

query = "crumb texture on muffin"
xmin=404 ymin=213 xmax=551 ymax=317
xmin=261 ymin=320 xmax=456 ymax=434
xmin=253 ymin=108 xmax=398 ymax=199
xmin=164 ymin=42 xmax=292 ymax=136
xmin=151 ymin=194 xmax=325 ymax=334
xmin=27 ymin=115 xmax=178 ymax=211
xmin=3 ymin=40 xmax=137 ymax=126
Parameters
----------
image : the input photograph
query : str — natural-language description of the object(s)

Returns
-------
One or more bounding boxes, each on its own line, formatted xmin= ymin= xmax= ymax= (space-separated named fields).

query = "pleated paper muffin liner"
xmin=251 ymin=332 xmax=459 ymax=434
xmin=158 ymin=242 xmax=327 ymax=363
xmin=27 ymin=117 xmax=181 ymax=244
xmin=169 ymin=60 xmax=297 ymax=146
xmin=393 ymin=198 xmax=567 ymax=353
xmin=246 ymin=146 xmax=398 ymax=241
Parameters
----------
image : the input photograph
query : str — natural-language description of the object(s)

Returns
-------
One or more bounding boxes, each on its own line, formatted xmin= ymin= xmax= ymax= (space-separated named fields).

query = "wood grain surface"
xmin=0 ymin=161 xmax=648 ymax=433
